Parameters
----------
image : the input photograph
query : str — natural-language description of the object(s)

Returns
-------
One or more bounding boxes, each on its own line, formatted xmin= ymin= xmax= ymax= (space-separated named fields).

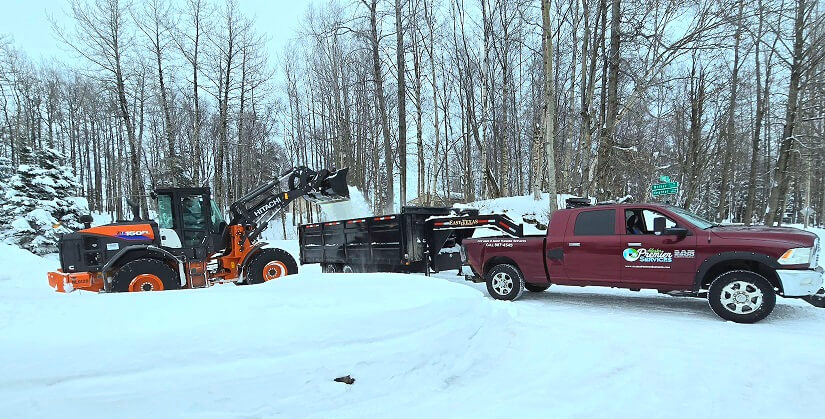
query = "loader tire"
xmin=245 ymin=248 xmax=298 ymax=285
xmin=112 ymin=258 xmax=180 ymax=293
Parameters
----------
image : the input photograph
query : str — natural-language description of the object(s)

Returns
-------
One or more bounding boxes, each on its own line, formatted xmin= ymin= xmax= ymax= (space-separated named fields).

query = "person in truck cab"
xmin=461 ymin=203 xmax=825 ymax=323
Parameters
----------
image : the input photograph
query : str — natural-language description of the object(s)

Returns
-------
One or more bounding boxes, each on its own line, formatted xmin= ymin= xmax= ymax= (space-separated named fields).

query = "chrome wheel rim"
xmin=491 ymin=272 xmax=514 ymax=296
xmin=720 ymin=281 xmax=763 ymax=314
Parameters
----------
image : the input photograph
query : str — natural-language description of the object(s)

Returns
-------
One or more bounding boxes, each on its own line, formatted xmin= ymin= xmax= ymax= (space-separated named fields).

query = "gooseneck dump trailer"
xmin=298 ymin=206 xmax=522 ymax=274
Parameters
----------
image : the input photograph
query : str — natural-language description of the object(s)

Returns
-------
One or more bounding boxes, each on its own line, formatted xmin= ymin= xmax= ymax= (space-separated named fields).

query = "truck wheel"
xmin=245 ymin=248 xmax=298 ymax=285
xmin=708 ymin=270 xmax=776 ymax=323
xmin=322 ymin=264 xmax=339 ymax=273
xmin=112 ymin=258 xmax=179 ymax=292
xmin=525 ymin=283 xmax=550 ymax=293
xmin=341 ymin=264 xmax=356 ymax=273
xmin=485 ymin=264 xmax=524 ymax=301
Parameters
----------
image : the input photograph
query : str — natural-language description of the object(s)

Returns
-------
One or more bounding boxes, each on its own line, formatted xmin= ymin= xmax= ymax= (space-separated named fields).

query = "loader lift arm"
xmin=229 ymin=166 xmax=350 ymax=244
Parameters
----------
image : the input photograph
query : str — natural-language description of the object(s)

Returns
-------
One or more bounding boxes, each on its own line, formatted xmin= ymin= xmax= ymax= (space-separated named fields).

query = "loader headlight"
xmin=778 ymin=247 xmax=813 ymax=265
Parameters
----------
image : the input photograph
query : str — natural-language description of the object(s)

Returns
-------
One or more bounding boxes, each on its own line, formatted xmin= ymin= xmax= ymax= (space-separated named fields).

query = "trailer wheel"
xmin=322 ymin=264 xmax=339 ymax=273
xmin=485 ymin=264 xmax=524 ymax=301
xmin=524 ymin=283 xmax=550 ymax=293
xmin=112 ymin=258 xmax=179 ymax=293
xmin=341 ymin=264 xmax=356 ymax=274
xmin=245 ymin=248 xmax=298 ymax=285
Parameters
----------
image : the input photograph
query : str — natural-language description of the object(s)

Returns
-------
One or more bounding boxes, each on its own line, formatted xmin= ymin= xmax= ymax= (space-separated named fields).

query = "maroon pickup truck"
xmin=462 ymin=203 xmax=825 ymax=323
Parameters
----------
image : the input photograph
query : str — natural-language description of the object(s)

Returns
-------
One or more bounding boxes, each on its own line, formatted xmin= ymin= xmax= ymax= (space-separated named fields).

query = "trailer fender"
xmin=102 ymin=245 xmax=186 ymax=291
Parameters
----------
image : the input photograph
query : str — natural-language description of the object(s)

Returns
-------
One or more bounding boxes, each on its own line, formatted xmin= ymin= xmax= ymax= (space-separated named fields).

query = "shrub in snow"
xmin=0 ymin=147 xmax=89 ymax=255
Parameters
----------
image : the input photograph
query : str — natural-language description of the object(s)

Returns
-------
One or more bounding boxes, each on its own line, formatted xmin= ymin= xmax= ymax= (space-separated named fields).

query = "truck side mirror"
xmin=653 ymin=217 xmax=666 ymax=234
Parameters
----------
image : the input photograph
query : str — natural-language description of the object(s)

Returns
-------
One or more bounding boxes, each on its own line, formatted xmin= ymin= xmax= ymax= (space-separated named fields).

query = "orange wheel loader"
xmin=47 ymin=166 xmax=349 ymax=293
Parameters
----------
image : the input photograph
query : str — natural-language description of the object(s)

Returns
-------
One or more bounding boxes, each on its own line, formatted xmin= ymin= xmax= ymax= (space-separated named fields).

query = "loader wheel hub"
xmin=263 ymin=261 xmax=288 ymax=281
xmin=129 ymin=274 xmax=165 ymax=292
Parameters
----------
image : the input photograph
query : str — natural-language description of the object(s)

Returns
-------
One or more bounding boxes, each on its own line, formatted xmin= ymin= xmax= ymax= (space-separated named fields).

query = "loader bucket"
xmin=305 ymin=167 xmax=350 ymax=204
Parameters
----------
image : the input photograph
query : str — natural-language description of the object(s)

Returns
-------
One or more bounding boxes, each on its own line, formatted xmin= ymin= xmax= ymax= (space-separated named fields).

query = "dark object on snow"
xmin=565 ymin=197 xmax=592 ymax=208
xmin=334 ymin=375 xmax=355 ymax=385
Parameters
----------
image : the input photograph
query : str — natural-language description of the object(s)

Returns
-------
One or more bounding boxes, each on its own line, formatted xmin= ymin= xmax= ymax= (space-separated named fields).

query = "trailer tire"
xmin=112 ymin=258 xmax=179 ymax=292
xmin=524 ymin=283 xmax=550 ymax=293
xmin=485 ymin=264 xmax=524 ymax=301
xmin=322 ymin=264 xmax=339 ymax=273
xmin=708 ymin=270 xmax=776 ymax=323
xmin=245 ymin=248 xmax=298 ymax=285
xmin=341 ymin=264 xmax=356 ymax=273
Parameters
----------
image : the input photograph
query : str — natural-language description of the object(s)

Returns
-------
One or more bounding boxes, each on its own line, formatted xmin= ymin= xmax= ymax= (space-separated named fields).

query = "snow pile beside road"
xmin=0 ymin=267 xmax=507 ymax=418
xmin=461 ymin=193 xmax=590 ymax=235
xmin=0 ymin=243 xmax=57 ymax=290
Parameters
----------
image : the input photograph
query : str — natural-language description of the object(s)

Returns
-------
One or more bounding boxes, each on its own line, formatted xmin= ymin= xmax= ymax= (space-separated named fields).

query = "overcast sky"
xmin=1 ymin=0 xmax=310 ymax=66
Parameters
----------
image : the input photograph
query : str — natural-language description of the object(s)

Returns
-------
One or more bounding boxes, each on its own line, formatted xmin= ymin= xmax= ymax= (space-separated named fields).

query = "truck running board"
xmin=428 ymin=213 xmax=524 ymax=237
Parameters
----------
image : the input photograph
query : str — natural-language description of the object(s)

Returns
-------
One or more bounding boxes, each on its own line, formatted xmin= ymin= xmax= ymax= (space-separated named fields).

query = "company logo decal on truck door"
xmin=622 ymin=248 xmax=673 ymax=263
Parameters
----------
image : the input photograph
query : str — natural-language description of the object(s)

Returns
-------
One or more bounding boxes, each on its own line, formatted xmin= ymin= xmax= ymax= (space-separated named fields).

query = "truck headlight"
xmin=778 ymin=247 xmax=813 ymax=265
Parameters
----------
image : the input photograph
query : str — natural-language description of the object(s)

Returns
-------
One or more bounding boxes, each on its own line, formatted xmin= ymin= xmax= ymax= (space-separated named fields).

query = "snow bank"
xmin=461 ymin=193 xmax=591 ymax=236
xmin=0 ymin=272 xmax=506 ymax=418
xmin=0 ymin=242 xmax=57 ymax=290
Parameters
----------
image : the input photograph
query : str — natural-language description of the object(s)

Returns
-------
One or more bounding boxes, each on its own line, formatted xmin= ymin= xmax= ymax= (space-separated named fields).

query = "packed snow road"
xmin=1 ymin=241 xmax=824 ymax=418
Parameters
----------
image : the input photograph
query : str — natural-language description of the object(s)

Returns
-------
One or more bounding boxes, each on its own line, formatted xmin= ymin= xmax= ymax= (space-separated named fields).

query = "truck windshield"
xmin=667 ymin=206 xmax=716 ymax=229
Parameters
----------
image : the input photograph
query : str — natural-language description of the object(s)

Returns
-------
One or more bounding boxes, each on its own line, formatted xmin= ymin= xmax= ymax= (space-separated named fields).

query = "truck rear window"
xmin=573 ymin=209 xmax=616 ymax=236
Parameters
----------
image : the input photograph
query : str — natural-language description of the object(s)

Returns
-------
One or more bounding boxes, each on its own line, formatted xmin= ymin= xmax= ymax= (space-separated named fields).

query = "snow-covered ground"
xmin=1 ymin=232 xmax=824 ymax=417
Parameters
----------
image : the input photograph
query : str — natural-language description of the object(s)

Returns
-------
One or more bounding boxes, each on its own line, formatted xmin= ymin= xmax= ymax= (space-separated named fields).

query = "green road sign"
xmin=651 ymin=181 xmax=679 ymax=196
xmin=652 ymin=188 xmax=678 ymax=196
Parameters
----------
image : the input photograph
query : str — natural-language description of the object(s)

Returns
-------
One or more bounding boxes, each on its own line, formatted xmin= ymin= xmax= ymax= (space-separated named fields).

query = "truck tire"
xmin=245 ymin=248 xmax=298 ymax=285
xmin=341 ymin=264 xmax=356 ymax=273
xmin=525 ymin=283 xmax=550 ymax=293
xmin=708 ymin=270 xmax=776 ymax=323
xmin=112 ymin=258 xmax=179 ymax=292
xmin=322 ymin=263 xmax=339 ymax=273
xmin=485 ymin=264 xmax=524 ymax=301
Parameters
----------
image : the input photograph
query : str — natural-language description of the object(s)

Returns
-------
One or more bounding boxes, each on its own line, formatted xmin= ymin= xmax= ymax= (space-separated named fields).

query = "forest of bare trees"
xmin=1 ymin=0 xmax=824 ymax=227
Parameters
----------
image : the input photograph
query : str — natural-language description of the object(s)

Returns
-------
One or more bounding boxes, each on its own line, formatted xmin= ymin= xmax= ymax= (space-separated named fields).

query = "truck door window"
xmin=573 ymin=209 xmax=616 ymax=236
xmin=625 ymin=209 xmax=676 ymax=235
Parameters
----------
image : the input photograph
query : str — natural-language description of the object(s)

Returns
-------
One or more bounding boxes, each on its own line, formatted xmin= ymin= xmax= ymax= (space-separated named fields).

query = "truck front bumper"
xmin=777 ymin=267 xmax=824 ymax=297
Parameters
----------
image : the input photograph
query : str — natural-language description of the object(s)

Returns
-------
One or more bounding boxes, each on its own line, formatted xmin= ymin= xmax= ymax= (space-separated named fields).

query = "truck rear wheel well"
xmin=700 ymin=260 xmax=781 ymax=293
xmin=483 ymin=257 xmax=521 ymax=277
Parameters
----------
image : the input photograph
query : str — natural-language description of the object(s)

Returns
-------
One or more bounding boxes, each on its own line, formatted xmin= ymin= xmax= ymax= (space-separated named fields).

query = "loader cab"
xmin=153 ymin=187 xmax=227 ymax=260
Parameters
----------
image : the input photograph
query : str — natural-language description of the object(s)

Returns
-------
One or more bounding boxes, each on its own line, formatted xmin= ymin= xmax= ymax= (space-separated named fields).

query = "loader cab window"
xmin=157 ymin=195 xmax=175 ymax=229
xmin=181 ymin=195 xmax=208 ymax=248
xmin=625 ymin=209 xmax=676 ymax=235
xmin=210 ymin=200 xmax=226 ymax=234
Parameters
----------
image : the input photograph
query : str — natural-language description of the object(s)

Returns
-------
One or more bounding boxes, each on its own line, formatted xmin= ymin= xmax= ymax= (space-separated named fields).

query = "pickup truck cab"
xmin=462 ymin=203 xmax=825 ymax=323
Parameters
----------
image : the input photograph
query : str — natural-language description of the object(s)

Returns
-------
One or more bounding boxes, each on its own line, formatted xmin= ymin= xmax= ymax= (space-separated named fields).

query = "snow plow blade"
xmin=304 ymin=167 xmax=350 ymax=204
xmin=802 ymin=289 xmax=825 ymax=308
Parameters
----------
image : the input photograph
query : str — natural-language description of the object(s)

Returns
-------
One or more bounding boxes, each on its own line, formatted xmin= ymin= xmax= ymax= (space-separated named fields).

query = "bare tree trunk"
xmin=716 ymin=0 xmax=744 ymax=221
xmin=765 ymin=0 xmax=806 ymax=226
xmin=395 ymin=0 xmax=407 ymax=207
xmin=541 ymin=0 xmax=558 ymax=211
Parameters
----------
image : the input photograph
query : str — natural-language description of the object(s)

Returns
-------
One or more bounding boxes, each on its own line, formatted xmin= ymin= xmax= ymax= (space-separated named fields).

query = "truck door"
xmin=562 ymin=209 xmax=622 ymax=283
xmin=620 ymin=208 xmax=697 ymax=287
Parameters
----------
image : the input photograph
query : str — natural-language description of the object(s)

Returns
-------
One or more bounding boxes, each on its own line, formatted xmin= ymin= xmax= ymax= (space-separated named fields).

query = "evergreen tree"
xmin=0 ymin=147 xmax=89 ymax=255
